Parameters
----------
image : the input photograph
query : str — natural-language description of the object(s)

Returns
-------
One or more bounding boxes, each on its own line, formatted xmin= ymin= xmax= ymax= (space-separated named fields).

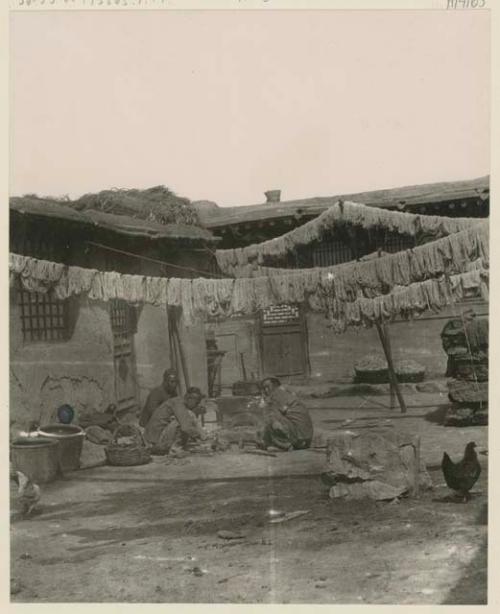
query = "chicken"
xmin=12 ymin=471 xmax=41 ymax=517
xmin=441 ymin=442 xmax=481 ymax=502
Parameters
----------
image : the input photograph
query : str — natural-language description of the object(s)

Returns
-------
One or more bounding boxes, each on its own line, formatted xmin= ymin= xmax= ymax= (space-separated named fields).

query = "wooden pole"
xmin=171 ymin=328 xmax=188 ymax=395
xmin=412 ymin=435 xmax=421 ymax=498
xmin=167 ymin=307 xmax=178 ymax=374
xmin=172 ymin=317 xmax=191 ymax=392
xmin=384 ymin=324 xmax=396 ymax=410
xmin=167 ymin=307 xmax=188 ymax=394
xmin=375 ymin=249 xmax=396 ymax=411
xmin=375 ymin=322 xmax=407 ymax=414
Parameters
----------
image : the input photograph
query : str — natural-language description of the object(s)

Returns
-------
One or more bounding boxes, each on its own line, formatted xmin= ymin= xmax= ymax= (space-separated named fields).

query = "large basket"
xmin=354 ymin=356 xmax=425 ymax=384
xmin=105 ymin=424 xmax=151 ymax=467
xmin=354 ymin=355 xmax=388 ymax=384
xmin=395 ymin=360 xmax=426 ymax=384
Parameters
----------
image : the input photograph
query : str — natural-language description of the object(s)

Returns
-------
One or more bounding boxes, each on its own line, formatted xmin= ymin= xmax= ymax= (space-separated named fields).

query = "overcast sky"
xmin=10 ymin=10 xmax=490 ymax=207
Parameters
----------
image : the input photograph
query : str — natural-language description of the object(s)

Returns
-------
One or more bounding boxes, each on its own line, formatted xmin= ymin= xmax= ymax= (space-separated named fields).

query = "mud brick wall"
xmin=10 ymin=294 xmax=208 ymax=429
xmin=10 ymin=291 xmax=116 ymax=429
xmin=134 ymin=305 xmax=208 ymax=400
xmin=176 ymin=312 xmax=209 ymax=396
xmin=208 ymin=316 xmax=261 ymax=393
xmin=306 ymin=300 xmax=488 ymax=383
xmin=208 ymin=299 xmax=488 ymax=386
xmin=134 ymin=306 xmax=208 ymax=406
xmin=135 ymin=304 xmax=171 ymax=406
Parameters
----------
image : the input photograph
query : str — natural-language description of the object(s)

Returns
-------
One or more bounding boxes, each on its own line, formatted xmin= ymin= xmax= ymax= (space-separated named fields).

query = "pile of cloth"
xmin=441 ymin=311 xmax=488 ymax=426
xmin=80 ymin=405 xmax=121 ymax=444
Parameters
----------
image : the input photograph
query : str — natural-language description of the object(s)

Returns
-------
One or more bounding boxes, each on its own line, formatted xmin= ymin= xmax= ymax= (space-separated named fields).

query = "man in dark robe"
xmin=139 ymin=368 xmax=179 ymax=428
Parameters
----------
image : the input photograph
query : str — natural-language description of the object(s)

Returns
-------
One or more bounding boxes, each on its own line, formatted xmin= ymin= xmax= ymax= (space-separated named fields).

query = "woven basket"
xmin=354 ymin=368 xmax=388 ymax=384
xmin=354 ymin=356 xmax=388 ymax=384
xmin=105 ymin=424 xmax=151 ymax=466
xmin=354 ymin=356 xmax=425 ymax=384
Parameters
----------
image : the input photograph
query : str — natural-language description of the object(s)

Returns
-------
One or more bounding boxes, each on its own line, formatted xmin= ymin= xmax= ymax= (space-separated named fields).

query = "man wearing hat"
xmin=139 ymin=368 xmax=179 ymax=428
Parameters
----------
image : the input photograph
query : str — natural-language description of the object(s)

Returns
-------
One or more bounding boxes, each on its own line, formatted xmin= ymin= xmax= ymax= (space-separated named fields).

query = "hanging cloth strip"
xmin=9 ymin=219 xmax=486 ymax=308
xmin=326 ymin=268 xmax=489 ymax=333
xmin=215 ymin=200 xmax=475 ymax=276
xmin=221 ymin=220 xmax=487 ymax=280
xmin=9 ymin=223 xmax=489 ymax=329
xmin=242 ymin=222 xmax=488 ymax=304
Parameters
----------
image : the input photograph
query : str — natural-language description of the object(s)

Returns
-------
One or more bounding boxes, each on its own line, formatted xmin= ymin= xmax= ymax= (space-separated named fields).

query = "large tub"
xmin=38 ymin=424 xmax=85 ymax=473
xmin=10 ymin=437 xmax=61 ymax=484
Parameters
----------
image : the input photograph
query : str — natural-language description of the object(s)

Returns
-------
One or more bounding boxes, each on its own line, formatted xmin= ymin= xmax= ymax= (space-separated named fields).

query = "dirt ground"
xmin=10 ymin=391 xmax=488 ymax=604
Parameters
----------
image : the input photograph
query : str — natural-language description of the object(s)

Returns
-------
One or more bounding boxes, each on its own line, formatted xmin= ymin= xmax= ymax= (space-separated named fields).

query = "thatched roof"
xmin=10 ymin=192 xmax=217 ymax=243
xmin=195 ymin=175 xmax=489 ymax=229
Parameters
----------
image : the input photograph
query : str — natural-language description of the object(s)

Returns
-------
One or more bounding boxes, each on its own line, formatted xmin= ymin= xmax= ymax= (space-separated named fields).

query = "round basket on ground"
xmin=354 ymin=355 xmax=389 ymax=384
xmin=354 ymin=356 xmax=426 ymax=384
xmin=394 ymin=360 xmax=426 ymax=383
xmin=105 ymin=424 xmax=151 ymax=467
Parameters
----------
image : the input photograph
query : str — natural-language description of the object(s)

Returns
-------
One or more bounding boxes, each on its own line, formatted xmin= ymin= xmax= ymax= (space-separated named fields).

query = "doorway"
xmin=110 ymin=299 xmax=139 ymax=415
xmin=259 ymin=304 xmax=309 ymax=379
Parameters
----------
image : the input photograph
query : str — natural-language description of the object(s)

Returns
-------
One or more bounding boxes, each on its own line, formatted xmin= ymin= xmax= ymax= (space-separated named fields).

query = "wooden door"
xmin=260 ymin=304 xmax=308 ymax=378
xmin=110 ymin=299 xmax=138 ymax=414
xmin=215 ymin=332 xmax=240 ymax=386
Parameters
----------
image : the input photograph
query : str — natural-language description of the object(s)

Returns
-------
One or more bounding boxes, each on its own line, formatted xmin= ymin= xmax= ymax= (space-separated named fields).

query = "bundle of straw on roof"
xmin=73 ymin=186 xmax=200 ymax=226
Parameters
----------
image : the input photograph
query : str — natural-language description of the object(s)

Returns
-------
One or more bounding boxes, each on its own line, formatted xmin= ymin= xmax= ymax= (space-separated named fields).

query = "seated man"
xmin=257 ymin=377 xmax=313 ymax=451
xmin=144 ymin=387 xmax=207 ymax=455
xmin=139 ymin=368 xmax=179 ymax=428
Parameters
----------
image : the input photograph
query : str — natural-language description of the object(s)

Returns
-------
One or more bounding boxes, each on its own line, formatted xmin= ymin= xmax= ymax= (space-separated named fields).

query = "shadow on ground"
xmin=310 ymin=384 xmax=386 ymax=398
xmin=441 ymin=503 xmax=488 ymax=605
xmin=424 ymin=405 xmax=449 ymax=424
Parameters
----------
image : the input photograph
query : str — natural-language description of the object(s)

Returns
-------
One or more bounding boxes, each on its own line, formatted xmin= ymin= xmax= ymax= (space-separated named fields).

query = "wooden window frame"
xmin=17 ymin=283 xmax=70 ymax=343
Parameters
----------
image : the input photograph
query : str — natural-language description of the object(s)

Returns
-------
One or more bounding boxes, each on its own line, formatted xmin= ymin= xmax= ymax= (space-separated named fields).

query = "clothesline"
xmin=85 ymin=240 xmax=225 ymax=278
xmin=215 ymin=200 xmax=476 ymax=276
xmin=9 ymin=220 xmax=488 ymax=330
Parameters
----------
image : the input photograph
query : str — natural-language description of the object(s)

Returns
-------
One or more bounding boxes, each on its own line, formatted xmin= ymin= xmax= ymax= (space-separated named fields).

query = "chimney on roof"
xmin=264 ymin=190 xmax=281 ymax=204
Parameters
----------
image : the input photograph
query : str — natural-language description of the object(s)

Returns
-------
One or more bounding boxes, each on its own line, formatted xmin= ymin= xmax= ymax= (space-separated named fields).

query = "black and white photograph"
xmin=5 ymin=0 xmax=493 ymax=606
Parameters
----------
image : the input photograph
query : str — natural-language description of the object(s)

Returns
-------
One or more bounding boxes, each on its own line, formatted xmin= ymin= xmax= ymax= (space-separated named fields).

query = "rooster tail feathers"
xmin=441 ymin=452 xmax=453 ymax=470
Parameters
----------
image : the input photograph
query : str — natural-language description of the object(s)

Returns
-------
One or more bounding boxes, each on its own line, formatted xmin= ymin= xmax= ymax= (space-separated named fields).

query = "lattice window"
xmin=312 ymin=233 xmax=416 ymax=264
xmin=110 ymin=299 xmax=137 ymax=334
xmin=18 ymin=284 xmax=69 ymax=343
xmin=262 ymin=304 xmax=300 ymax=326
xmin=312 ymin=240 xmax=353 ymax=267
xmin=383 ymin=232 xmax=416 ymax=254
